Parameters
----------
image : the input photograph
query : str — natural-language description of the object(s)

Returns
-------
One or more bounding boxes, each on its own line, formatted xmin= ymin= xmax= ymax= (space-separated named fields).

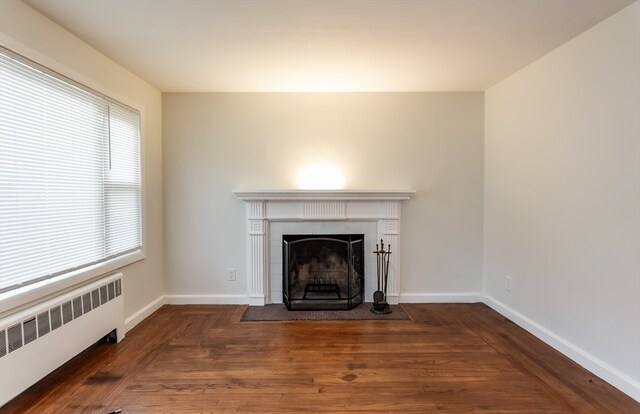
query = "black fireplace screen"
xmin=283 ymin=234 xmax=364 ymax=310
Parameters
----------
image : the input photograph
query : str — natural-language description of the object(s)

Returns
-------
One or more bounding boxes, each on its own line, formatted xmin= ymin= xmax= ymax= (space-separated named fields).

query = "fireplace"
xmin=233 ymin=190 xmax=414 ymax=306
xmin=283 ymin=234 xmax=364 ymax=310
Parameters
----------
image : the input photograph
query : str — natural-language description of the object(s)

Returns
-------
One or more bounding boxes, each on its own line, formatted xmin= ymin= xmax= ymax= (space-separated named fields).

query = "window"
xmin=0 ymin=48 xmax=142 ymax=294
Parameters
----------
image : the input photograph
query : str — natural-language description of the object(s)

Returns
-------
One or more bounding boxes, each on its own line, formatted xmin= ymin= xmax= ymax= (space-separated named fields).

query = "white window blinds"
xmin=0 ymin=49 xmax=142 ymax=293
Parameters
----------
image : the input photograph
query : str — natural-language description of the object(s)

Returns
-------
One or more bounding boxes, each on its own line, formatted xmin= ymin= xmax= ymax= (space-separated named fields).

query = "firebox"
xmin=283 ymin=234 xmax=364 ymax=310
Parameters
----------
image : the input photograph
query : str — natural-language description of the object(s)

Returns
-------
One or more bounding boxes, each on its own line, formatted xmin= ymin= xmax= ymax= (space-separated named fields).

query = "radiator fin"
xmin=108 ymin=282 xmax=115 ymax=301
xmin=0 ymin=330 xmax=6 ymax=357
xmin=37 ymin=312 xmax=50 ymax=337
xmin=72 ymin=297 xmax=83 ymax=319
xmin=62 ymin=301 xmax=73 ymax=325
xmin=91 ymin=289 xmax=100 ymax=310
xmin=7 ymin=324 xmax=22 ymax=352
xmin=82 ymin=293 xmax=91 ymax=314
xmin=23 ymin=318 xmax=37 ymax=345
xmin=115 ymin=279 xmax=122 ymax=296
xmin=50 ymin=306 xmax=62 ymax=331
xmin=99 ymin=286 xmax=107 ymax=305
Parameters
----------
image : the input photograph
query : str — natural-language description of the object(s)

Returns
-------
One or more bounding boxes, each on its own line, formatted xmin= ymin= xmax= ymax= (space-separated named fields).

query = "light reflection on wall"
xmin=296 ymin=162 xmax=345 ymax=189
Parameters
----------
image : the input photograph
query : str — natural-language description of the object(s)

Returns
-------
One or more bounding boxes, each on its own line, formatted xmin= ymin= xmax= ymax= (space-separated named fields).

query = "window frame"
xmin=0 ymin=46 xmax=146 ymax=315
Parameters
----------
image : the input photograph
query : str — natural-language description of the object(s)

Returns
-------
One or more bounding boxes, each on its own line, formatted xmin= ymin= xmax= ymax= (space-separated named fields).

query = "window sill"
xmin=0 ymin=249 xmax=144 ymax=317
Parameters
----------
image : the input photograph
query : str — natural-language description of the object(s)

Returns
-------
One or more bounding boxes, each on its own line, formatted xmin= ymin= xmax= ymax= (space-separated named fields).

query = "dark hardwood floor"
xmin=2 ymin=304 xmax=638 ymax=413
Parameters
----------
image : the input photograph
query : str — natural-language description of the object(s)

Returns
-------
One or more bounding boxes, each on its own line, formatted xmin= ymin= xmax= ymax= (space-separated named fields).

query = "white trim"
xmin=233 ymin=189 xmax=415 ymax=201
xmin=164 ymin=294 xmax=249 ymax=305
xmin=248 ymin=295 xmax=266 ymax=306
xmin=400 ymin=292 xmax=482 ymax=303
xmin=483 ymin=295 xmax=640 ymax=402
xmin=124 ymin=295 xmax=165 ymax=333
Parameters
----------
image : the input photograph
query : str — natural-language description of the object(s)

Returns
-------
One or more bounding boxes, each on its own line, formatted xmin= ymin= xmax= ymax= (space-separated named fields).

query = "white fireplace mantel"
xmin=233 ymin=190 xmax=415 ymax=202
xmin=233 ymin=189 xmax=415 ymax=306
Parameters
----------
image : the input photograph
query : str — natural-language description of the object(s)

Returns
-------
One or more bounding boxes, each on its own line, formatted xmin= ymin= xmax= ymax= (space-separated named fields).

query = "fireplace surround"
xmin=233 ymin=190 xmax=415 ymax=306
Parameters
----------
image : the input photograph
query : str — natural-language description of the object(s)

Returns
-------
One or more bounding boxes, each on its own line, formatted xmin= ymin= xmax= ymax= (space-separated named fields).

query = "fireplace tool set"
xmin=371 ymin=239 xmax=392 ymax=314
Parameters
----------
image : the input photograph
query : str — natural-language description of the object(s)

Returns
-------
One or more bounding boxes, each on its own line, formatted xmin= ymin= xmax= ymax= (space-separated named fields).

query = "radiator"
xmin=0 ymin=272 xmax=125 ymax=407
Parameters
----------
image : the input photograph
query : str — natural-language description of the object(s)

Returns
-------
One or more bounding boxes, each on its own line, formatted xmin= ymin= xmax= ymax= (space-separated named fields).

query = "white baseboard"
xmin=164 ymin=294 xmax=248 ymax=305
xmin=124 ymin=295 xmax=165 ymax=333
xmin=400 ymin=292 xmax=482 ymax=303
xmin=483 ymin=295 xmax=640 ymax=402
xmin=248 ymin=295 xmax=266 ymax=306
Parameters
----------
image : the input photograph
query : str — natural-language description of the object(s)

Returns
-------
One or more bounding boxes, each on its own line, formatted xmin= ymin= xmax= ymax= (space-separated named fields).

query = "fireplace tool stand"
xmin=371 ymin=239 xmax=392 ymax=314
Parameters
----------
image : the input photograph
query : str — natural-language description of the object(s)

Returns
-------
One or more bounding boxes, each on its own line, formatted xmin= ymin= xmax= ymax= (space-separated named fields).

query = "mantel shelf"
xmin=232 ymin=189 xmax=415 ymax=202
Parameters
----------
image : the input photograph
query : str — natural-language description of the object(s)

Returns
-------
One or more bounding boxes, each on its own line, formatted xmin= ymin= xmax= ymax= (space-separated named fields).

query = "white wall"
xmin=484 ymin=1 xmax=639 ymax=397
xmin=162 ymin=93 xmax=484 ymax=301
xmin=5 ymin=0 xmax=636 ymax=400
xmin=0 ymin=0 xmax=165 ymax=321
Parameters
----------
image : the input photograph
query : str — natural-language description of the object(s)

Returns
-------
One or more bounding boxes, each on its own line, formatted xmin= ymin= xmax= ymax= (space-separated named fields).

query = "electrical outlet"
xmin=505 ymin=275 xmax=512 ymax=292
xmin=227 ymin=268 xmax=237 ymax=281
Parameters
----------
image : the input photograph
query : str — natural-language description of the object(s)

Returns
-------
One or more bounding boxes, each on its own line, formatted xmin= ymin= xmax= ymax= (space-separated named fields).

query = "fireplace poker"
xmin=373 ymin=241 xmax=384 ymax=304
xmin=376 ymin=242 xmax=380 ymax=292
xmin=383 ymin=243 xmax=391 ymax=296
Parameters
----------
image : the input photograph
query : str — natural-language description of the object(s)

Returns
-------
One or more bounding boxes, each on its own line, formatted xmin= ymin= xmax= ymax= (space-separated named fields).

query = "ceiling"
xmin=25 ymin=0 xmax=634 ymax=92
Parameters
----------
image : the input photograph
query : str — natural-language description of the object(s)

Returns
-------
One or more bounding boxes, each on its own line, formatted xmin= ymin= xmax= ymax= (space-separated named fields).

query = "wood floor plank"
xmin=1 ymin=304 xmax=637 ymax=413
